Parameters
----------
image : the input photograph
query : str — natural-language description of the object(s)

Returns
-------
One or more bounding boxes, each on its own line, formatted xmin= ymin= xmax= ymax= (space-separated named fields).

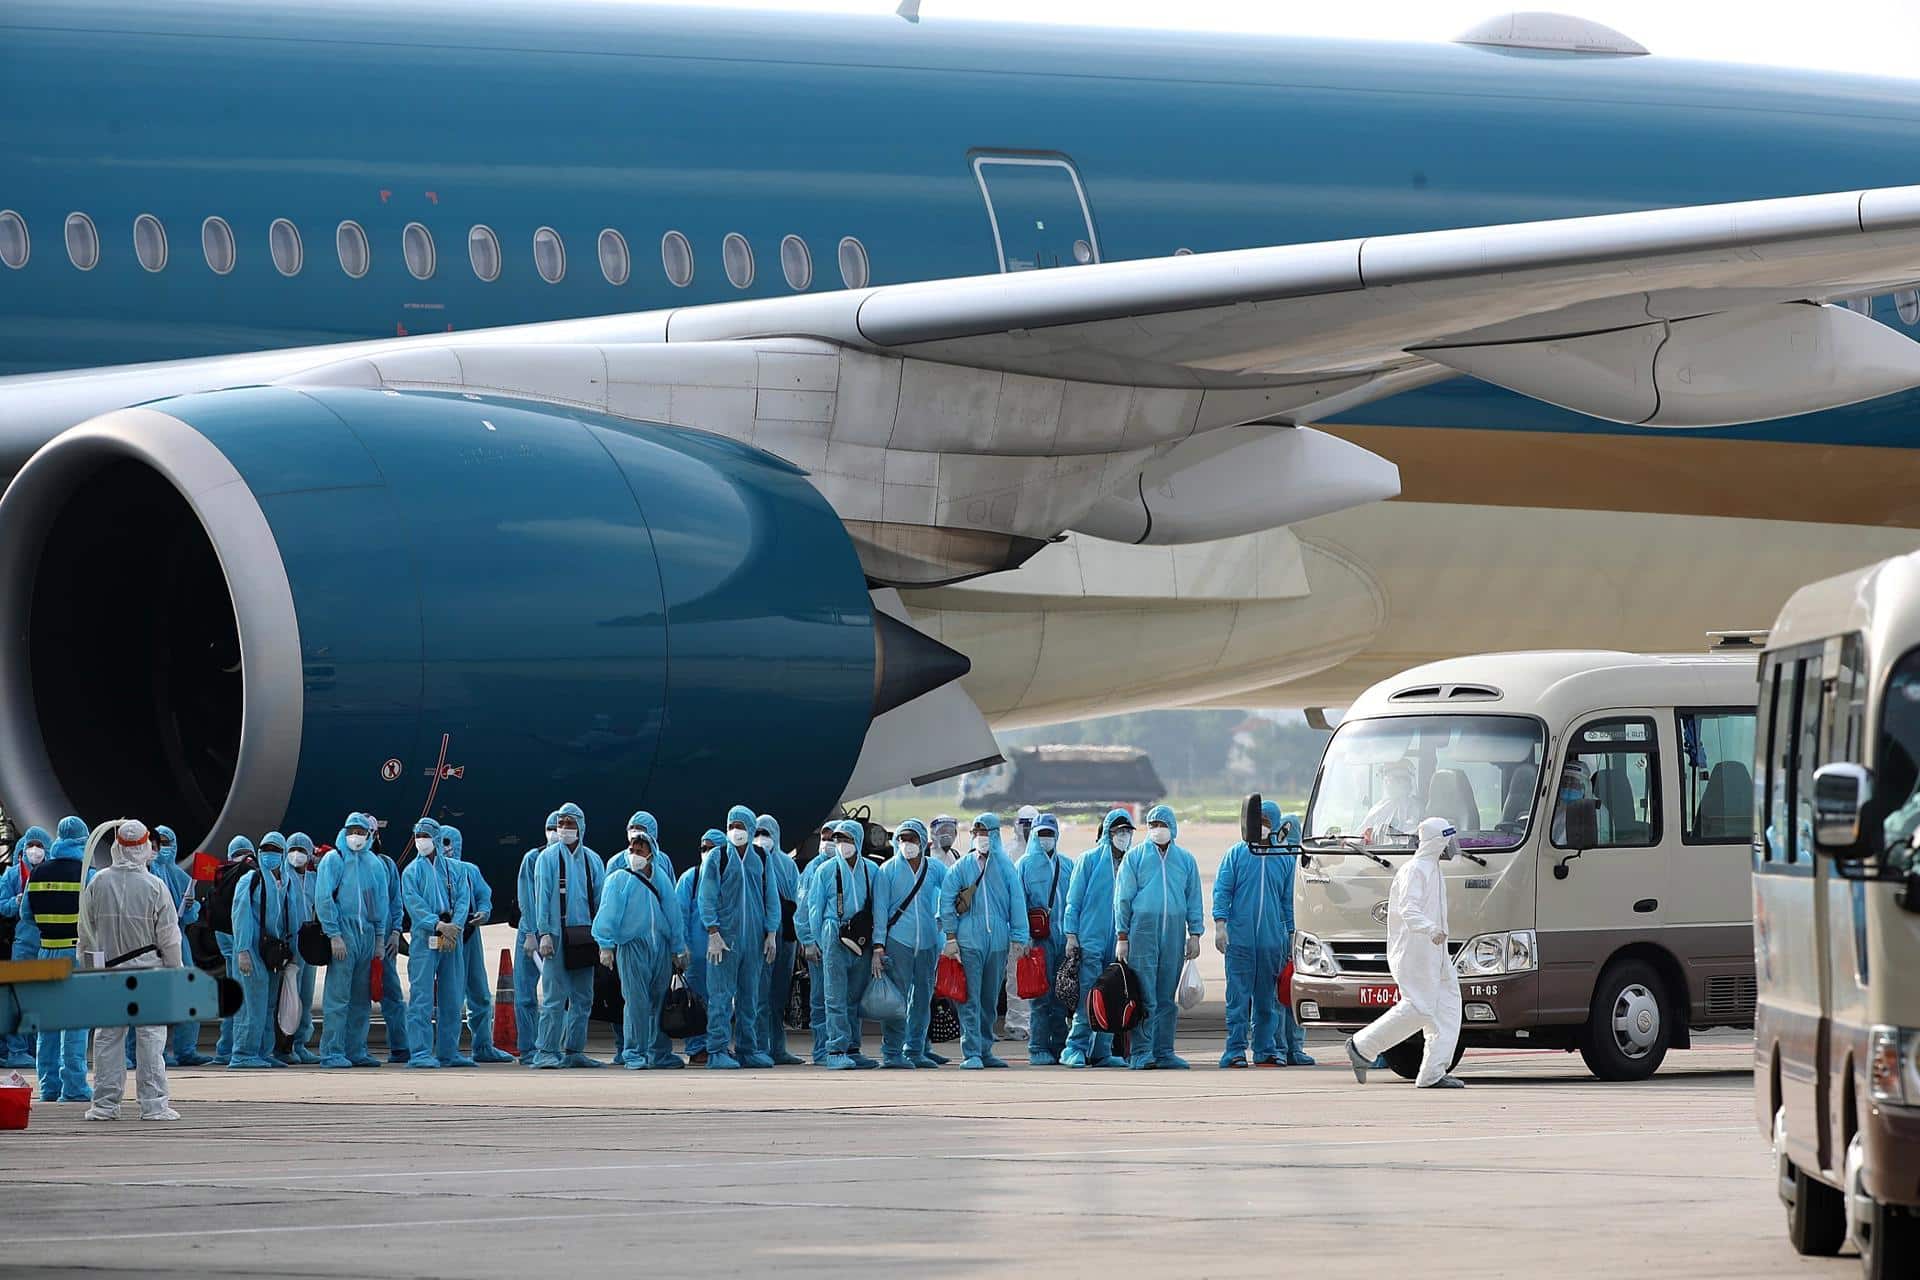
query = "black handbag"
xmin=256 ymin=876 xmax=292 ymax=973
xmin=835 ymin=859 xmax=874 ymax=954
xmin=660 ymin=973 xmax=707 ymax=1040
xmin=557 ymin=851 xmax=599 ymax=971
xmin=298 ymin=868 xmax=336 ymax=966
xmin=1054 ymin=940 xmax=1083 ymax=1009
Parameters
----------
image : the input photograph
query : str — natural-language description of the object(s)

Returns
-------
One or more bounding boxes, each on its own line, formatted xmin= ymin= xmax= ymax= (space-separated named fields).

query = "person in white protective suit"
xmin=1345 ymin=816 xmax=1465 ymax=1089
xmin=77 ymin=820 xmax=183 ymax=1120
xmin=1359 ymin=759 xmax=1424 ymax=844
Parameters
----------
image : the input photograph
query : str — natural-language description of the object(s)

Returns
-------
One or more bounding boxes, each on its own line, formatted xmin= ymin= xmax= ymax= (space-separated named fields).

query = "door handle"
xmin=1633 ymin=898 xmax=1658 ymax=914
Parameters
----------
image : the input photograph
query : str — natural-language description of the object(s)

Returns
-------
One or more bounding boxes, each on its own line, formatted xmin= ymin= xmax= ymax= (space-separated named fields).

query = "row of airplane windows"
xmin=0 ymin=209 xmax=874 ymax=291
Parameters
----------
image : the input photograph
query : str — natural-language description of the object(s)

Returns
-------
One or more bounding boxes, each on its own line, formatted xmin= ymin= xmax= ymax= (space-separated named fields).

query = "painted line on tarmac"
xmin=96 ymin=1123 xmax=1749 ymax=1188
xmin=8 ymin=1203 xmax=756 ymax=1246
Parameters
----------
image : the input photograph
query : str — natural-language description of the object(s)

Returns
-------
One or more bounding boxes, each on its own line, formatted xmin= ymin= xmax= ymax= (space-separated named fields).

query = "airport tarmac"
xmin=0 ymin=1027 xmax=1818 ymax=1280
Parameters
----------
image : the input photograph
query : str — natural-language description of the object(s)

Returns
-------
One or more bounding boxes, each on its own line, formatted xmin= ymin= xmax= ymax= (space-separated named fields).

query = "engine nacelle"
xmin=0 ymin=386 xmax=886 ymax=887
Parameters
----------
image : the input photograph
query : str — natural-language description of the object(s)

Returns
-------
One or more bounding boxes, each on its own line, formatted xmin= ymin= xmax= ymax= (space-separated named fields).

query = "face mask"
xmin=1037 ymin=835 xmax=1056 ymax=853
xmin=345 ymin=834 xmax=368 ymax=853
xmin=1150 ymin=826 xmax=1172 ymax=847
xmin=24 ymin=846 xmax=46 ymax=865
xmin=901 ymin=839 xmax=921 ymax=859
xmin=415 ymin=837 xmax=433 ymax=855
xmin=728 ymin=828 xmax=749 ymax=848
xmin=1111 ymin=831 xmax=1132 ymax=853
xmin=290 ymin=851 xmax=310 ymax=869
xmin=835 ymin=839 xmax=857 ymax=857
xmin=559 ymin=828 xmax=579 ymax=847
xmin=971 ymin=834 xmax=991 ymax=854
xmin=753 ymin=833 xmax=773 ymax=851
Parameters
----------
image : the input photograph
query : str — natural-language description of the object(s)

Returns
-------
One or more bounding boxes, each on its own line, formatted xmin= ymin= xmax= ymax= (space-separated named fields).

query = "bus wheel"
xmin=1381 ymin=1033 xmax=1466 ymax=1081
xmin=1779 ymin=1110 xmax=1845 ymax=1255
xmin=1577 ymin=959 xmax=1670 ymax=1081
xmin=1849 ymin=1132 xmax=1920 ymax=1279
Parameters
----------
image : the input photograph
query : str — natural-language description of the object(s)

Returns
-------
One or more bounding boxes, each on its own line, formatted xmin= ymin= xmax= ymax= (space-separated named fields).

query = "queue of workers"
xmin=0 ymin=799 xmax=1323 ymax=1109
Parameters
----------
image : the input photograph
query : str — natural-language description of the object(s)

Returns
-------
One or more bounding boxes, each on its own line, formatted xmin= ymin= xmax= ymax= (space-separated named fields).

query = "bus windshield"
xmin=1306 ymin=714 xmax=1546 ymax=852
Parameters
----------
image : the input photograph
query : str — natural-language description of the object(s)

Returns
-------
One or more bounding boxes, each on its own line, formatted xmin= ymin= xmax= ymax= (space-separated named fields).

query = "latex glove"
xmin=1116 ymin=937 xmax=1130 ymax=964
xmin=1213 ymin=922 xmax=1228 ymax=955
xmin=941 ymin=938 xmax=960 ymax=960
xmin=870 ymin=948 xmax=886 ymax=979
xmin=706 ymin=932 xmax=727 ymax=965
xmin=538 ymin=934 xmax=556 ymax=959
xmin=1065 ymin=933 xmax=1079 ymax=953
xmin=763 ymin=932 xmax=777 ymax=965
xmin=1430 ymin=928 xmax=1447 ymax=946
xmin=468 ymin=912 xmax=487 ymax=927
xmin=1184 ymin=934 xmax=1202 ymax=961
xmin=522 ymin=932 xmax=539 ymax=958
xmin=330 ymin=935 xmax=348 ymax=964
xmin=385 ymin=930 xmax=401 ymax=956
xmin=803 ymin=942 xmax=821 ymax=963
xmin=436 ymin=922 xmax=462 ymax=948
xmin=236 ymin=950 xmax=255 ymax=978
xmin=1009 ymin=943 xmax=1024 ymax=969
xmin=672 ymin=951 xmax=689 ymax=975
xmin=598 ymin=947 xmax=615 ymax=970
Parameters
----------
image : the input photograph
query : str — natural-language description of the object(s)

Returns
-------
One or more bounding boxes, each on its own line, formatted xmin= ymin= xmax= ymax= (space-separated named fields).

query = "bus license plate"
xmin=1358 ymin=985 xmax=1400 ymax=1007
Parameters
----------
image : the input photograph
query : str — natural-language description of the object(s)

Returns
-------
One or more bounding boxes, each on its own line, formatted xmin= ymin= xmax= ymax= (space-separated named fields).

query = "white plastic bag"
xmin=1176 ymin=958 xmax=1205 ymax=1011
xmin=276 ymin=970 xmax=303 ymax=1035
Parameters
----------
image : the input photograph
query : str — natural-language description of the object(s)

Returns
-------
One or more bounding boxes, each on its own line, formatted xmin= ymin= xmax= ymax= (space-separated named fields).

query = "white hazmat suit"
xmin=1350 ymin=816 xmax=1463 ymax=1088
xmin=77 ymin=821 xmax=183 ymax=1120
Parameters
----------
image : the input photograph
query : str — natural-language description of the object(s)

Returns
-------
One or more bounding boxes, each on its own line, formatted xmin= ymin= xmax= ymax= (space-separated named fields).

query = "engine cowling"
xmin=0 ymin=386 xmax=885 ymax=887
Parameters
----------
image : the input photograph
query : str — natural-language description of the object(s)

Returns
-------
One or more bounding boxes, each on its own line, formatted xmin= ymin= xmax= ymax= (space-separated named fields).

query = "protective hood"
xmin=155 ymin=825 xmax=178 ymax=860
xmin=628 ymin=811 xmax=660 ymax=849
xmin=288 ymin=833 xmax=314 ymax=856
xmin=700 ymin=827 xmax=726 ymax=857
xmin=1259 ymin=799 xmax=1282 ymax=838
xmin=227 ymin=835 xmax=255 ymax=860
xmin=755 ymin=812 xmax=782 ymax=851
xmin=1016 ymin=804 xmax=1040 ymax=824
xmin=438 ymin=825 xmax=464 ymax=862
xmin=1145 ymin=803 xmax=1180 ymax=843
xmin=18 ymin=825 xmax=50 ymax=857
xmin=832 ymin=819 xmax=865 ymax=853
xmin=413 ymin=817 xmax=440 ymax=839
xmin=930 ymin=814 xmax=957 ymax=841
xmin=336 ymin=812 xmax=375 ymax=851
xmin=53 ymin=815 xmax=88 ymax=855
xmin=1096 ymin=808 xmax=1131 ymax=851
xmin=555 ymin=801 xmax=587 ymax=844
xmin=970 ymin=812 xmax=1008 ymax=860
xmin=1024 ymin=810 xmax=1062 ymax=858
xmin=1414 ymin=816 xmax=1459 ymax=864
xmin=726 ymin=803 xmax=757 ymax=838
xmin=894 ymin=818 xmax=928 ymax=857
xmin=259 ymin=831 xmax=287 ymax=873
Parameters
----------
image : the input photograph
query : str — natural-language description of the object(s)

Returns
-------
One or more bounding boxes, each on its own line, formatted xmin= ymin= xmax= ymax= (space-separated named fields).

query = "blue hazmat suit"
xmin=1062 ymin=809 xmax=1133 ymax=1067
xmin=1213 ymin=804 xmax=1308 ymax=1066
xmin=674 ymin=836 xmax=721 ymax=1059
xmin=793 ymin=846 xmax=829 ymax=1062
xmin=512 ymin=813 xmax=558 ymax=1063
xmin=1114 ymin=804 xmax=1206 ymax=1069
xmin=530 ymin=802 xmax=606 ymax=1067
xmin=228 ymin=835 xmax=290 ymax=1068
xmin=877 ymin=820 xmax=945 ymax=1067
xmin=811 ymin=820 xmax=884 ymax=1068
xmin=606 ymin=812 xmax=675 ymax=1066
xmin=375 ymin=844 xmax=410 ymax=1061
xmin=757 ymin=814 xmax=803 ymax=1066
xmin=402 ymin=820 xmax=473 ymax=1067
xmin=936 ymin=813 xmax=1031 ymax=1067
xmin=591 ymin=839 xmax=687 ymax=1070
xmin=442 ymin=826 xmax=512 ymax=1061
xmin=1017 ymin=812 xmax=1072 ymax=1063
xmin=314 ymin=815 xmax=390 ymax=1067
xmin=2 ymin=826 xmax=51 ymax=1066
xmin=696 ymin=804 xmax=780 ymax=1067
xmin=25 ymin=818 xmax=91 ymax=1097
xmin=284 ymin=833 xmax=322 ymax=1062
xmin=151 ymin=826 xmax=213 ymax=1065
xmin=211 ymin=834 xmax=253 ymax=1063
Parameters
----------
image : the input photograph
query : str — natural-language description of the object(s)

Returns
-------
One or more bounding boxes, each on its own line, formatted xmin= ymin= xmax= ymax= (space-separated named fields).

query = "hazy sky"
xmin=643 ymin=1 xmax=1920 ymax=79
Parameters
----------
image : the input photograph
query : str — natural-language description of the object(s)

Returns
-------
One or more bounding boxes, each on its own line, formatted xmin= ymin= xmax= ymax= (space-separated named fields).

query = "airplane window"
xmin=403 ymin=222 xmax=436 ymax=280
xmin=65 ymin=213 xmax=99 ymax=271
xmin=780 ymin=235 xmax=812 ymax=291
xmin=1899 ymin=290 xmax=1920 ymax=327
xmin=270 ymin=218 xmax=303 ymax=277
xmin=133 ymin=214 xmax=167 ymax=273
xmin=597 ymin=229 xmax=630 ymax=286
xmin=723 ymin=233 xmax=754 ymax=289
xmin=533 ymin=226 xmax=565 ymax=283
xmin=336 ymin=221 xmax=369 ymax=278
xmin=0 ymin=210 xmax=26 ymax=269
xmin=661 ymin=230 xmax=693 ymax=287
xmin=202 ymin=216 xmax=236 ymax=274
xmin=837 ymin=236 xmax=869 ymax=289
xmin=468 ymin=225 xmax=500 ymax=282
xmin=1072 ymin=239 xmax=1093 ymax=264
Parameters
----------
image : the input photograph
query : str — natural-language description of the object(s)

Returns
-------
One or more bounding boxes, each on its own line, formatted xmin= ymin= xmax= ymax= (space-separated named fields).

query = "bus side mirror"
xmin=1562 ymin=798 xmax=1600 ymax=852
xmin=1813 ymin=763 xmax=1873 ymax=856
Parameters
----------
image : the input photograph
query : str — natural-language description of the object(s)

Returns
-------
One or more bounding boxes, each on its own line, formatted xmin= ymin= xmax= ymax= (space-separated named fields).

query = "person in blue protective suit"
xmin=283 ymin=833 xmax=322 ymax=1063
xmin=440 ymin=825 xmax=515 ymax=1063
xmin=314 ymin=813 xmax=389 ymax=1068
xmin=1271 ymin=814 xmax=1315 ymax=1065
xmin=793 ymin=824 xmax=832 ymax=1063
xmin=514 ymin=812 xmax=559 ymax=1066
xmin=937 ymin=813 xmax=1030 ymax=1070
xmin=22 ymin=817 xmax=91 ymax=1100
xmin=1017 ymin=811 xmax=1073 ymax=1065
xmin=228 ymin=833 xmax=290 ymax=1069
xmin=402 ymin=818 xmax=473 ymax=1068
xmin=811 ymin=819 xmax=884 ymax=1070
xmin=1114 ymin=804 xmax=1206 ymax=1070
xmin=531 ymin=802 xmax=608 ymax=1068
xmin=591 ymin=823 xmax=689 ymax=1069
xmin=1061 ymin=809 xmax=1135 ymax=1069
xmin=675 ymin=830 xmax=722 ymax=1064
xmin=876 ymin=819 xmax=945 ymax=1069
xmin=1 ymin=827 xmax=51 ymax=1067
xmin=607 ymin=812 xmax=675 ymax=1067
xmin=1213 ymin=801 xmax=1308 ymax=1068
xmin=696 ymin=804 xmax=781 ymax=1069
xmin=210 ymin=835 xmax=254 ymax=1065
xmin=149 ymin=826 xmax=215 ymax=1066
xmin=372 ymin=825 xmax=410 ymax=1063
xmin=756 ymin=814 xmax=805 ymax=1066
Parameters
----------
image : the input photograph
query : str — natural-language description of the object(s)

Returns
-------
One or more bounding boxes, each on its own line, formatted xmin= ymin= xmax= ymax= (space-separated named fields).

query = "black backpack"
xmin=207 ymin=854 xmax=258 ymax=935
xmin=1090 ymin=961 xmax=1145 ymax=1034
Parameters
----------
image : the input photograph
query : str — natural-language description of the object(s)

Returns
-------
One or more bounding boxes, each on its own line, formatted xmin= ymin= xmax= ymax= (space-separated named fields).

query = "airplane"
xmin=5 ymin=1 xmax=1920 ymax=889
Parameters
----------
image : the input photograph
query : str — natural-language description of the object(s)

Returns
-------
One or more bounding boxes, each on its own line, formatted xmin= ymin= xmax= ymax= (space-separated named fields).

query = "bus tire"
xmin=1381 ymin=1033 xmax=1466 ymax=1081
xmin=1849 ymin=1132 xmax=1920 ymax=1278
xmin=1577 ymin=958 xmax=1671 ymax=1081
xmin=1787 ymin=1165 xmax=1847 ymax=1256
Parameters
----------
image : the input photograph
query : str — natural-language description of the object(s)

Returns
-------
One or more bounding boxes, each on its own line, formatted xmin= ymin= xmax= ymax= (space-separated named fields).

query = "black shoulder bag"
xmin=257 ymin=872 xmax=292 ymax=973
xmin=558 ymin=851 xmax=600 ymax=971
xmin=837 ymin=859 xmax=875 ymax=954
xmin=298 ymin=871 xmax=336 ymax=967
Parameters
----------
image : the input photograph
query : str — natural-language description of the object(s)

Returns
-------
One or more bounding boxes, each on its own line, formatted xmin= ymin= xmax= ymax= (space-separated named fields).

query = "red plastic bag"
xmin=1015 ymin=946 xmax=1050 ymax=1000
xmin=1277 ymin=960 xmax=1294 ymax=1007
xmin=934 ymin=953 xmax=968 ymax=1002
xmin=370 ymin=951 xmax=384 ymax=1003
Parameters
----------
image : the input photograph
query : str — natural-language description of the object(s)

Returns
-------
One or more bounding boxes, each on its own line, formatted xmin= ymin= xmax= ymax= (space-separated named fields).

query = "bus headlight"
xmin=1454 ymin=930 xmax=1537 ymax=977
xmin=1295 ymin=932 xmax=1340 ymax=977
xmin=1868 ymin=1025 xmax=1920 ymax=1105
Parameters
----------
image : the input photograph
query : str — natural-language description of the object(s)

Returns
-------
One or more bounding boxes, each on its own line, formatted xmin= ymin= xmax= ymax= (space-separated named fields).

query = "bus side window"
xmin=1792 ymin=655 xmax=1826 ymax=864
xmin=1762 ymin=658 xmax=1801 ymax=863
xmin=1553 ymin=716 xmax=1659 ymax=849
xmin=1677 ymin=709 xmax=1757 ymax=844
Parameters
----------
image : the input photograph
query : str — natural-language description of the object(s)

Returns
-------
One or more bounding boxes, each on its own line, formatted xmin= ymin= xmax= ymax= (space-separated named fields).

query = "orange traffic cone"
xmin=494 ymin=948 xmax=517 ymax=1050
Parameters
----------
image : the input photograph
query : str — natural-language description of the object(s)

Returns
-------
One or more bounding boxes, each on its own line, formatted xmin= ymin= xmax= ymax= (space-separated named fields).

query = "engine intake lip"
xmin=0 ymin=406 xmax=303 ymax=852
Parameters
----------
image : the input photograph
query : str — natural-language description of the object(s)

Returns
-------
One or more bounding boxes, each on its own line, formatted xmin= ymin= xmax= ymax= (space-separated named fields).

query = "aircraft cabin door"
xmin=972 ymin=154 xmax=1100 ymax=272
